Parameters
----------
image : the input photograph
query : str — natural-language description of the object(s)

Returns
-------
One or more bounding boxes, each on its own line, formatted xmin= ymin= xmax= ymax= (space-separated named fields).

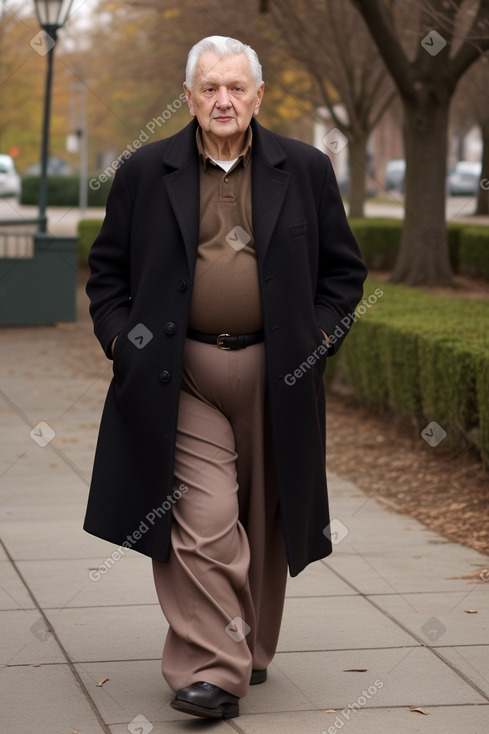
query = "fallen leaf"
xmin=343 ymin=669 xmax=368 ymax=672
xmin=410 ymin=707 xmax=430 ymax=715
xmin=96 ymin=677 xmax=109 ymax=687
xmin=31 ymin=664 xmax=41 ymax=667
xmin=325 ymin=709 xmax=337 ymax=714
xmin=464 ymin=609 xmax=478 ymax=614
xmin=74 ymin=622 xmax=86 ymax=626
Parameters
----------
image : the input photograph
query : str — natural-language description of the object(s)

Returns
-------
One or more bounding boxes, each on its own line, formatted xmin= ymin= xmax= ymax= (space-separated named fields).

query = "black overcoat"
xmin=83 ymin=118 xmax=367 ymax=577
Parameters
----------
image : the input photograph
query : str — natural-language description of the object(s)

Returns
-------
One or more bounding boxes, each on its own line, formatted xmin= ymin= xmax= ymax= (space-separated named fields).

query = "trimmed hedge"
xmin=77 ymin=217 xmax=488 ymax=277
xmin=78 ymin=218 xmax=103 ymax=264
xmin=348 ymin=218 xmax=483 ymax=275
xmin=334 ymin=279 xmax=489 ymax=466
xmin=459 ymin=226 xmax=489 ymax=281
xmin=348 ymin=218 xmax=401 ymax=270
xmin=21 ymin=176 xmax=111 ymax=207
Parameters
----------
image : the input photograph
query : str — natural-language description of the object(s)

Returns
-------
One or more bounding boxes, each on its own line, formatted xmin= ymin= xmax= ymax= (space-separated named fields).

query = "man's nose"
xmin=216 ymin=87 xmax=231 ymax=107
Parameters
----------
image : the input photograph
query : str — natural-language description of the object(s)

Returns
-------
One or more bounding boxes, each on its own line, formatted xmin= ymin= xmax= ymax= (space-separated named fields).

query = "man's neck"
xmin=201 ymin=130 xmax=247 ymax=161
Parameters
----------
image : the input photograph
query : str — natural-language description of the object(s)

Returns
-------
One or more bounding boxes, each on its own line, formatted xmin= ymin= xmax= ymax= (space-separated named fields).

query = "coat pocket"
xmin=289 ymin=221 xmax=308 ymax=237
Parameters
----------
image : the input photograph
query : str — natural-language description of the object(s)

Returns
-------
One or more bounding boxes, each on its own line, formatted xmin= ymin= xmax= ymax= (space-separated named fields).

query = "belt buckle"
xmin=217 ymin=333 xmax=231 ymax=350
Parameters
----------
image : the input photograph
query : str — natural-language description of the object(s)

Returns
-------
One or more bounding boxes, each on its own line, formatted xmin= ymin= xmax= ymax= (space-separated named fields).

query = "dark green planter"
xmin=0 ymin=233 xmax=78 ymax=325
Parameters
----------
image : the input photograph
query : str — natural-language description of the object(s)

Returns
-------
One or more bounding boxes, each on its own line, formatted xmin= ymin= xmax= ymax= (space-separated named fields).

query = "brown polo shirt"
xmin=188 ymin=126 xmax=263 ymax=334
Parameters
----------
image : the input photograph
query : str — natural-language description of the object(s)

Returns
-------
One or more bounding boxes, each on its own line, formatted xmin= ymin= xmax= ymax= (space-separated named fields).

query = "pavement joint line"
xmin=442 ymin=646 xmax=489 ymax=690
xmin=0 ymin=536 xmax=111 ymax=734
xmin=225 ymin=718 xmax=248 ymax=733
xmin=349 ymin=545 xmax=421 ymax=613
xmin=322 ymin=559 xmax=489 ymax=702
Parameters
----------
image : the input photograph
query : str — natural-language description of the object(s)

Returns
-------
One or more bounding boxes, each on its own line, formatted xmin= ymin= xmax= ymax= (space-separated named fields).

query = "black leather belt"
xmin=187 ymin=328 xmax=264 ymax=350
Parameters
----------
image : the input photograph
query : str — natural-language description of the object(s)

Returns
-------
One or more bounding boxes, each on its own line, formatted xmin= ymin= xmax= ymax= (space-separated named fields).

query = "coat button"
xmin=164 ymin=322 xmax=176 ymax=335
xmin=159 ymin=370 xmax=171 ymax=383
xmin=177 ymin=280 xmax=187 ymax=292
xmin=272 ymin=324 xmax=280 ymax=332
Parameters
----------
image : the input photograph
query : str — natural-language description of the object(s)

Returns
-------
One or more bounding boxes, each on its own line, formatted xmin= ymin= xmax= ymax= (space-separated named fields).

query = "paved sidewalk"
xmin=1 ymin=285 xmax=488 ymax=733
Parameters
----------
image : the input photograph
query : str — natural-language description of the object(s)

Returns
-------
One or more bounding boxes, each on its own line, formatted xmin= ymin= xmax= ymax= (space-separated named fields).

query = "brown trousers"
xmin=152 ymin=338 xmax=288 ymax=698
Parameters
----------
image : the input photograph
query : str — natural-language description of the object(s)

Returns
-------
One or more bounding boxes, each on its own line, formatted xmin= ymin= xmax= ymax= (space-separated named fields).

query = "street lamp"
xmin=34 ymin=0 xmax=74 ymax=232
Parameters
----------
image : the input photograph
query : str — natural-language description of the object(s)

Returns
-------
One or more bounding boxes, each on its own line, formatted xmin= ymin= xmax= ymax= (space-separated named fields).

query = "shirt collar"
xmin=196 ymin=126 xmax=252 ymax=170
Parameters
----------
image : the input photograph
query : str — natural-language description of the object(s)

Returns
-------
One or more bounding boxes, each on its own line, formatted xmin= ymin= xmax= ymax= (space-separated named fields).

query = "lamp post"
xmin=34 ymin=0 xmax=74 ymax=233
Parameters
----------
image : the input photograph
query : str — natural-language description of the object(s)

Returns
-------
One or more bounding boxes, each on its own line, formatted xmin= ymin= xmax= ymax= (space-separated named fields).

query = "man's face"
xmin=184 ymin=51 xmax=264 ymax=147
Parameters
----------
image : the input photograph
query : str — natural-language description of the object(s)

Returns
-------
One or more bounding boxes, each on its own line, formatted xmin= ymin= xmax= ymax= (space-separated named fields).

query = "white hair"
xmin=185 ymin=35 xmax=263 ymax=90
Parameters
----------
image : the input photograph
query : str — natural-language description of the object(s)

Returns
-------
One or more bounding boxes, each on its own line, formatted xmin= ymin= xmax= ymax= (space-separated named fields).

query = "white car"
xmin=0 ymin=154 xmax=22 ymax=198
xmin=448 ymin=161 xmax=482 ymax=196
xmin=384 ymin=159 xmax=406 ymax=191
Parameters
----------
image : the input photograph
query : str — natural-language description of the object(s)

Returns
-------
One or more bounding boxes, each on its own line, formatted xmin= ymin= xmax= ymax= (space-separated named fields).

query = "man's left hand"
xmin=320 ymin=329 xmax=330 ymax=347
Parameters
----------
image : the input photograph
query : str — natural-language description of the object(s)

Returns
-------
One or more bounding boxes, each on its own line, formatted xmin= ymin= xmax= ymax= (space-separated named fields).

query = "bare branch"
xmin=350 ymin=0 xmax=412 ymax=98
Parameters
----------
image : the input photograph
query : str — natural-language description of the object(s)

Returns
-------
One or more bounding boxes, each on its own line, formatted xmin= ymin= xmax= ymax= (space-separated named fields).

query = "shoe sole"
xmin=171 ymin=698 xmax=239 ymax=720
xmin=250 ymin=669 xmax=267 ymax=685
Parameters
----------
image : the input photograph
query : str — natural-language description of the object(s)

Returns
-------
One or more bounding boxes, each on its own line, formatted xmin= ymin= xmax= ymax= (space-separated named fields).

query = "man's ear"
xmin=183 ymin=83 xmax=195 ymax=116
xmin=253 ymin=82 xmax=265 ymax=116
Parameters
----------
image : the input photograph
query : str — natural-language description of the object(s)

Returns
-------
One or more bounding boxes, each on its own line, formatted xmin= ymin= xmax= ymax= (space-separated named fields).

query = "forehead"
xmin=194 ymin=51 xmax=253 ymax=85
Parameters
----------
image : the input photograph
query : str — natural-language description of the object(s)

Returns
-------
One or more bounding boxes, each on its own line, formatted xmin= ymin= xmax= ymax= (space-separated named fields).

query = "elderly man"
xmin=84 ymin=36 xmax=367 ymax=720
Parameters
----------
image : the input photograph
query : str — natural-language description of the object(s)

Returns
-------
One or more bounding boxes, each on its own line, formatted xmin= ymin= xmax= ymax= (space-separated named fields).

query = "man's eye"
xmin=233 ymin=87 xmax=243 ymax=92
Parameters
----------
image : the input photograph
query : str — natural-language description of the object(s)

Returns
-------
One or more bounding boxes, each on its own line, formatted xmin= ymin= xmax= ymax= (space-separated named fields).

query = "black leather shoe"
xmin=170 ymin=681 xmax=239 ymax=719
xmin=250 ymin=668 xmax=267 ymax=685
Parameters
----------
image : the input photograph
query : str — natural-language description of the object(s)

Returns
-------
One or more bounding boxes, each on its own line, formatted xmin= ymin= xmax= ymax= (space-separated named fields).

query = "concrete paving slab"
xmin=285 ymin=561 xmax=357 ymax=598
xmin=325 ymin=544 xmax=489 ymax=595
xmin=45 ymin=604 xmax=165 ymax=663
xmin=16 ymin=555 xmax=156 ymax=608
xmin=0 ymin=518 xmax=125 ymax=560
xmin=0 ymin=562 xmax=35 ymax=610
xmin=0 ymin=609 xmax=66 ymax=665
xmin=277 ymin=595 xmax=415 ymax=652
xmin=2 ymin=663 xmax=107 ymax=734
xmin=0 ymin=440 xmax=90 ymax=485
xmin=74 ymin=659 xmax=199 ymax=726
xmin=1 ymin=500 xmax=86 ymax=523
xmin=438 ymin=646 xmax=489 ymax=697
xmin=217 ymin=704 xmax=489 ymax=734
xmin=372 ymin=589 xmax=489 ymax=646
xmin=272 ymin=647 xmax=487 ymax=708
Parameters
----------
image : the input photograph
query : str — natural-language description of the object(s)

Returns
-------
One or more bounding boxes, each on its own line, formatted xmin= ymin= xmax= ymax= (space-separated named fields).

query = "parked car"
xmin=23 ymin=156 xmax=74 ymax=176
xmin=385 ymin=158 xmax=406 ymax=191
xmin=0 ymin=154 xmax=22 ymax=198
xmin=448 ymin=161 xmax=482 ymax=196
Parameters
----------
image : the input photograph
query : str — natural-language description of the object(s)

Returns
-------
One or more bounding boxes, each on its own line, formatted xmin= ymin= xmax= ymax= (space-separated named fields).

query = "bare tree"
xmin=349 ymin=0 xmax=489 ymax=285
xmin=268 ymin=0 xmax=397 ymax=217
xmin=453 ymin=53 xmax=489 ymax=214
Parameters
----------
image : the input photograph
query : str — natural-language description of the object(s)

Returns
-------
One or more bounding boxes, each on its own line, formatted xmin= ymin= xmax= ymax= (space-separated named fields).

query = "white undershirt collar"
xmin=209 ymin=157 xmax=239 ymax=172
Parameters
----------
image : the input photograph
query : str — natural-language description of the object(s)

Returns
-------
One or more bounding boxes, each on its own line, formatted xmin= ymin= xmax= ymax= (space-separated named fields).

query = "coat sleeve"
xmin=314 ymin=157 xmax=368 ymax=355
xmin=86 ymin=165 xmax=133 ymax=358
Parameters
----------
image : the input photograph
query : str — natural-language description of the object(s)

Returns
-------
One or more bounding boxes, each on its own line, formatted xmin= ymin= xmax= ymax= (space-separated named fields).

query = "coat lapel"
xmin=250 ymin=120 xmax=290 ymax=263
xmin=161 ymin=120 xmax=200 ymax=273
xmin=161 ymin=119 xmax=290 ymax=271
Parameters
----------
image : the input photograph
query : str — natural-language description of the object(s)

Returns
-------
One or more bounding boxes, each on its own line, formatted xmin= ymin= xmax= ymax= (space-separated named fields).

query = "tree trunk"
xmin=391 ymin=94 xmax=453 ymax=286
xmin=348 ymin=133 xmax=368 ymax=218
xmin=475 ymin=119 xmax=489 ymax=216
